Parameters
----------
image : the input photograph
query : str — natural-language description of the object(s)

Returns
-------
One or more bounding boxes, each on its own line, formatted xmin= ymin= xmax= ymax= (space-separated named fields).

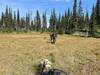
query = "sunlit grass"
xmin=0 ymin=32 xmax=100 ymax=75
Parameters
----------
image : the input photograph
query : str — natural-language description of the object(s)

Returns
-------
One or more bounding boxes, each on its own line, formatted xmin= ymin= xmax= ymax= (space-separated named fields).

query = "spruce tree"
xmin=57 ymin=14 xmax=61 ymax=34
xmin=72 ymin=0 xmax=77 ymax=33
xmin=60 ymin=15 xmax=65 ymax=34
xmin=78 ymin=0 xmax=84 ymax=31
xmin=13 ymin=11 xmax=16 ymax=31
xmin=27 ymin=13 xmax=30 ymax=31
xmin=1 ymin=12 xmax=4 ymax=25
xmin=65 ymin=8 xmax=71 ymax=34
xmin=5 ymin=6 xmax=8 ymax=26
xmin=20 ymin=17 xmax=26 ymax=31
xmin=34 ymin=16 xmax=37 ymax=31
xmin=85 ymin=10 xmax=90 ymax=36
xmin=31 ymin=20 xmax=34 ymax=31
xmin=36 ymin=10 xmax=41 ymax=31
xmin=49 ymin=12 xmax=53 ymax=32
xmin=4 ymin=6 xmax=10 ymax=32
xmin=25 ymin=13 xmax=30 ymax=31
xmin=8 ymin=8 xmax=13 ymax=32
xmin=96 ymin=0 xmax=100 ymax=26
xmin=73 ymin=0 xmax=77 ymax=17
xmin=17 ymin=9 xmax=20 ymax=31
xmin=64 ymin=11 xmax=68 ymax=34
xmin=89 ymin=5 xmax=97 ymax=36
xmin=49 ymin=9 xmax=57 ymax=33
xmin=78 ymin=0 xmax=82 ymax=17
xmin=42 ymin=12 xmax=47 ymax=32
xmin=0 ymin=12 xmax=4 ymax=31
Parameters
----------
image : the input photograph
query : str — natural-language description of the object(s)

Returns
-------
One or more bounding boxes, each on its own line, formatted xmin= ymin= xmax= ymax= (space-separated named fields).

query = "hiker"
xmin=50 ymin=32 xmax=57 ymax=44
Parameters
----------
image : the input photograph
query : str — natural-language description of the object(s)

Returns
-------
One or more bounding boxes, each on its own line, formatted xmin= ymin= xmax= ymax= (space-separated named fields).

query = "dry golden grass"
xmin=0 ymin=32 xmax=100 ymax=75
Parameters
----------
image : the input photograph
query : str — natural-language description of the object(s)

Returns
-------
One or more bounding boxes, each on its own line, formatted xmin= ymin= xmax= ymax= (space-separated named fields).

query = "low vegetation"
xmin=0 ymin=32 xmax=100 ymax=75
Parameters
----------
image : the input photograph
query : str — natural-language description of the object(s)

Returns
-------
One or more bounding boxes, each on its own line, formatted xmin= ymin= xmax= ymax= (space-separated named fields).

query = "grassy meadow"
xmin=0 ymin=32 xmax=100 ymax=75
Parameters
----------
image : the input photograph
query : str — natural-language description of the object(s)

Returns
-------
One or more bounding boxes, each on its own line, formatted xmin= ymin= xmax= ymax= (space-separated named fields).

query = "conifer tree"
xmin=26 ymin=13 xmax=30 ymax=31
xmin=42 ymin=12 xmax=47 ymax=32
xmin=13 ymin=11 xmax=16 ymax=31
xmin=0 ymin=12 xmax=4 ymax=31
xmin=8 ymin=8 xmax=13 ymax=32
xmin=5 ymin=6 xmax=9 ymax=26
xmin=36 ymin=10 xmax=41 ymax=31
xmin=20 ymin=17 xmax=26 ymax=31
xmin=89 ymin=5 xmax=97 ymax=36
xmin=17 ymin=9 xmax=20 ymax=31
xmin=64 ymin=11 xmax=68 ymax=34
xmin=31 ymin=20 xmax=34 ymax=31
xmin=65 ymin=8 xmax=71 ymax=34
xmin=3 ymin=6 xmax=11 ymax=32
xmin=49 ymin=9 xmax=57 ymax=33
xmin=57 ymin=14 xmax=61 ymax=33
xmin=85 ymin=10 xmax=90 ymax=36
xmin=85 ymin=10 xmax=89 ymax=30
xmin=96 ymin=0 xmax=100 ymax=26
xmin=78 ymin=0 xmax=84 ymax=31
xmin=60 ymin=15 xmax=65 ymax=34
xmin=72 ymin=0 xmax=77 ymax=32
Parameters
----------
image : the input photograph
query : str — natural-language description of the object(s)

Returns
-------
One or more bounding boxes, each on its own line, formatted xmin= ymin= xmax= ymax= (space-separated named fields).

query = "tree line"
xmin=0 ymin=0 xmax=100 ymax=37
